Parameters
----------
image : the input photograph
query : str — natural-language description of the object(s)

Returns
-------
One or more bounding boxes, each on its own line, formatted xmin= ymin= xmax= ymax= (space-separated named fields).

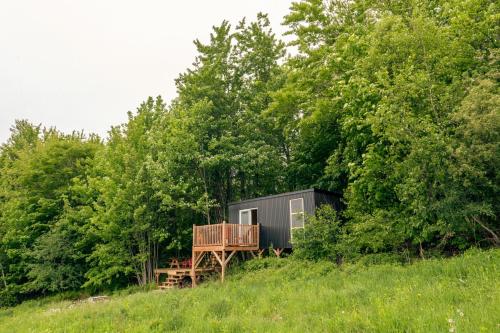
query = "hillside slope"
xmin=0 ymin=249 xmax=498 ymax=332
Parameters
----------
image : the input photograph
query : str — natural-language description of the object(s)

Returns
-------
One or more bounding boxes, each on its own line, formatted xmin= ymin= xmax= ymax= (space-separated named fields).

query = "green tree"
xmin=0 ymin=125 xmax=101 ymax=300
xmin=84 ymin=97 xmax=172 ymax=288
xmin=170 ymin=14 xmax=287 ymax=223
xmin=280 ymin=0 xmax=499 ymax=256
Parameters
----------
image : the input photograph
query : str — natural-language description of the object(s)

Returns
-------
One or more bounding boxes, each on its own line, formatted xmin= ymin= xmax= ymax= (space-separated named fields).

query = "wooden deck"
xmin=191 ymin=222 xmax=260 ymax=286
xmin=153 ymin=223 xmax=261 ymax=289
xmin=193 ymin=222 xmax=259 ymax=251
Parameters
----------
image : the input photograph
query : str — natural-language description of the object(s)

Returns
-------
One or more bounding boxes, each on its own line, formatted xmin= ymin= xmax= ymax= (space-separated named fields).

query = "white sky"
xmin=0 ymin=1 xmax=293 ymax=144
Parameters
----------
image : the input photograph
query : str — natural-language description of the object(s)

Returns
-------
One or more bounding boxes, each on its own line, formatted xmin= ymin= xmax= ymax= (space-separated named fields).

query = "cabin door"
xmin=239 ymin=208 xmax=257 ymax=225
xmin=239 ymin=208 xmax=257 ymax=244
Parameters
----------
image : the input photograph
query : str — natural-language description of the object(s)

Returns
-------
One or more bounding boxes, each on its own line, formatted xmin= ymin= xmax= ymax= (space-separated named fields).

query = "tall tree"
xmin=84 ymin=97 xmax=174 ymax=287
xmin=279 ymin=0 xmax=499 ymax=256
xmin=0 ymin=124 xmax=101 ymax=301
xmin=170 ymin=14 xmax=287 ymax=223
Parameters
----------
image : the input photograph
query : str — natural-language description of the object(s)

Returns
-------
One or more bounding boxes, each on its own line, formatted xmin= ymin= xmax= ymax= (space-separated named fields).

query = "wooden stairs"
xmin=156 ymin=268 xmax=215 ymax=289
xmin=159 ymin=274 xmax=186 ymax=289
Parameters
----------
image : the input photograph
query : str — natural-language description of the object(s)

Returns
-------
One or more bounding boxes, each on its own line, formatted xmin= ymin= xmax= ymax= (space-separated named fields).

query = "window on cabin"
xmin=290 ymin=198 xmax=305 ymax=235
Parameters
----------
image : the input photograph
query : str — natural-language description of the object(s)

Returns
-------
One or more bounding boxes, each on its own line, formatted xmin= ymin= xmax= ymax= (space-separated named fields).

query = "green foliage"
xmin=279 ymin=0 xmax=499 ymax=255
xmin=1 ymin=1 xmax=498 ymax=306
xmin=292 ymin=205 xmax=343 ymax=261
xmin=0 ymin=249 xmax=498 ymax=332
xmin=0 ymin=287 xmax=18 ymax=308
xmin=239 ymin=256 xmax=288 ymax=272
xmin=171 ymin=13 xmax=288 ymax=223
xmin=83 ymin=96 xmax=199 ymax=289
xmin=0 ymin=123 xmax=101 ymax=301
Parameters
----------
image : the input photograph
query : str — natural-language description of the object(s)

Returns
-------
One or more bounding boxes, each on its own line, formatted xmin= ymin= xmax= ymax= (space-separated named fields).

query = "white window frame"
xmin=289 ymin=198 xmax=305 ymax=239
xmin=239 ymin=208 xmax=257 ymax=225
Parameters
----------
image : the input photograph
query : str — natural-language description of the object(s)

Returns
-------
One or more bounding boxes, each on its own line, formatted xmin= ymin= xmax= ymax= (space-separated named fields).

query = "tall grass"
xmin=0 ymin=248 xmax=498 ymax=332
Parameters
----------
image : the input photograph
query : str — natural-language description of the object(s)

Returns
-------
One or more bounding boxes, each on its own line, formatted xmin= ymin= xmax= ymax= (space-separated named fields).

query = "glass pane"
xmin=291 ymin=213 xmax=304 ymax=228
xmin=240 ymin=210 xmax=250 ymax=225
xmin=290 ymin=198 xmax=304 ymax=214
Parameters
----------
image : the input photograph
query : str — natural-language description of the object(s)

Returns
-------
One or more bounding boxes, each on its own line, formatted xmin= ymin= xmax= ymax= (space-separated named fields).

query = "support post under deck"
xmin=221 ymin=250 xmax=226 ymax=282
xmin=191 ymin=224 xmax=196 ymax=287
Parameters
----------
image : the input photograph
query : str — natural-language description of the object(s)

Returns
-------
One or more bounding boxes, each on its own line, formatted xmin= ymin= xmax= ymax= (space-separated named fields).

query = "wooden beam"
xmin=192 ymin=250 xmax=208 ymax=287
xmin=191 ymin=224 xmax=196 ymax=287
xmin=273 ymin=248 xmax=283 ymax=258
xmin=211 ymin=251 xmax=223 ymax=266
xmin=221 ymin=250 xmax=226 ymax=282
xmin=224 ymin=250 xmax=237 ymax=266
xmin=194 ymin=251 xmax=205 ymax=269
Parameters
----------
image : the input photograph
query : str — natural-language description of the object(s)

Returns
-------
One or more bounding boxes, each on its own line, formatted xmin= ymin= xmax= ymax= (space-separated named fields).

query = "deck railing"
xmin=193 ymin=223 xmax=259 ymax=248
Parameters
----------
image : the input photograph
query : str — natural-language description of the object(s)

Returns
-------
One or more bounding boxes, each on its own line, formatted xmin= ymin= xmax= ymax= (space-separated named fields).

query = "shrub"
xmin=240 ymin=257 xmax=288 ymax=272
xmin=354 ymin=253 xmax=407 ymax=266
xmin=0 ymin=287 xmax=18 ymax=308
xmin=291 ymin=205 xmax=343 ymax=262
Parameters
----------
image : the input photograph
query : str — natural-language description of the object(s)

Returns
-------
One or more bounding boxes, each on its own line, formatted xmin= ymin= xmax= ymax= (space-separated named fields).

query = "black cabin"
xmin=228 ymin=189 xmax=341 ymax=249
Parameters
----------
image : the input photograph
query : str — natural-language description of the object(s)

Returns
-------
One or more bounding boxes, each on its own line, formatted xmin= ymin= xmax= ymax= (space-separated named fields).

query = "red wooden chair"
xmin=180 ymin=258 xmax=192 ymax=268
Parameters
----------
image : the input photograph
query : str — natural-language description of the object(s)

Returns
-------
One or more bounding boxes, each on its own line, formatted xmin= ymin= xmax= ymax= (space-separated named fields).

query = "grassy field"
xmin=0 ymin=249 xmax=498 ymax=333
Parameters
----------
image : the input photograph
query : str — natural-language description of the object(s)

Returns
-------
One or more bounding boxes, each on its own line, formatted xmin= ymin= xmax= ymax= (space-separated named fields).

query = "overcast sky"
xmin=0 ymin=1 xmax=293 ymax=144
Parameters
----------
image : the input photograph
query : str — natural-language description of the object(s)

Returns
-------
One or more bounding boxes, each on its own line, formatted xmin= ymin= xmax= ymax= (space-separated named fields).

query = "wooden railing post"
xmin=222 ymin=220 xmax=227 ymax=248
xmin=257 ymin=224 xmax=260 ymax=247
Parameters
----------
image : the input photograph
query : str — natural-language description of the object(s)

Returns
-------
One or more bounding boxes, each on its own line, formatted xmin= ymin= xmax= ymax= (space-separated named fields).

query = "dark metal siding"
xmin=228 ymin=190 xmax=316 ymax=248
xmin=314 ymin=190 xmax=341 ymax=211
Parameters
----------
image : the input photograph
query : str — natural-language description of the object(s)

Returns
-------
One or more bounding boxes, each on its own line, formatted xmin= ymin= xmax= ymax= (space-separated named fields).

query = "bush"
xmin=239 ymin=257 xmax=288 ymax=272
xmin=0 ymin=287 xmax=18 ymax=308
xmin=354 ymin=253 xmax=407 ymax=266
xmin=291 ymin=205 xmax=343 ymax=262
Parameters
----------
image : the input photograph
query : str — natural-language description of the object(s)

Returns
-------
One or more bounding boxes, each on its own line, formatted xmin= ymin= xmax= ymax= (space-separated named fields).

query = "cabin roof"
xmin=228 ymin=188 xmax=340 ymax=206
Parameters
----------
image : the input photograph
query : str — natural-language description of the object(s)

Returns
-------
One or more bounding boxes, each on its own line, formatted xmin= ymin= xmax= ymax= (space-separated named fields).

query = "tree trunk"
xmin=0 ymin=263 xmax=7 ymax=289
xmin=470 ymin=216 xmax=499 ymax=245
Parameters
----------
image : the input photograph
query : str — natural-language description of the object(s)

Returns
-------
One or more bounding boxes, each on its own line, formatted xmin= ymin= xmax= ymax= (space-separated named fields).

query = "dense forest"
xmin=0 ymin=0 xmax=498 ymax=306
